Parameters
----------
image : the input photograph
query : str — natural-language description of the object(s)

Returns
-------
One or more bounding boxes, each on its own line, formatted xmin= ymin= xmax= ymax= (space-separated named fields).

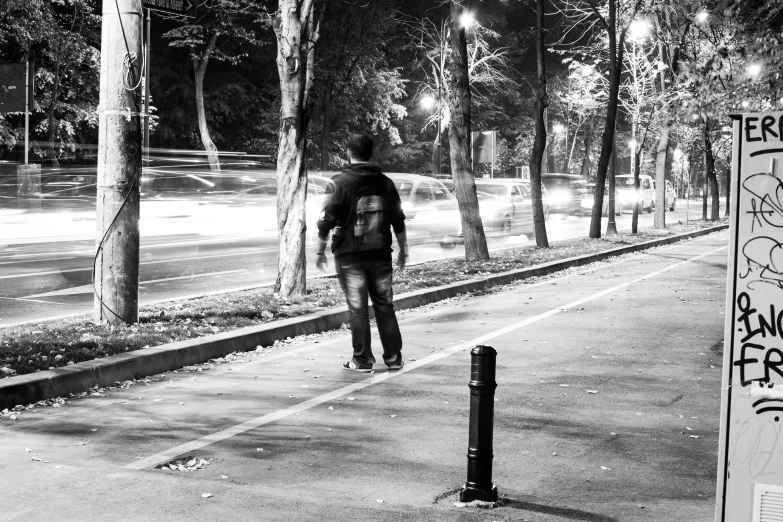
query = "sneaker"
xmin=342 ymin=361 xmax=373 ymax=373
xmin=386 ymin=360 xmax=404 ymax=371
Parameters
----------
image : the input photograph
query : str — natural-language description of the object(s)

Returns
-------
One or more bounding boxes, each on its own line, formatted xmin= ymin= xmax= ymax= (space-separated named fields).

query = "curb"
xmin=0 ymin=224 xmax=728 ymax=409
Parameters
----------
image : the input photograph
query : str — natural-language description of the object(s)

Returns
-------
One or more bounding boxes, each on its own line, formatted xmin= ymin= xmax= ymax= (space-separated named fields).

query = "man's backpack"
xmin=353 ymin=194 xmax=386 ymax=251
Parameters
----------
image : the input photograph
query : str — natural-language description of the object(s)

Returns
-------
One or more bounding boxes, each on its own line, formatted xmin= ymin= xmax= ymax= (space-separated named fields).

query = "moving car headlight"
xmin=550 ymin=191 xmax=571 ymax=206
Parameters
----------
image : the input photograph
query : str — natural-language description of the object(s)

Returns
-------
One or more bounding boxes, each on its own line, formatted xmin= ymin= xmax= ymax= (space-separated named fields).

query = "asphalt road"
xmin=0 ymin=231 xmax=728 ymax=521
xmin=0 ymin=198 xmax=724 ymax=326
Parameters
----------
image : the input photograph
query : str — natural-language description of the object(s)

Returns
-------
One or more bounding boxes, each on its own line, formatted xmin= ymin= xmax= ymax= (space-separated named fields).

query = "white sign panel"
xmin=717 ymin=111 xmax=783 ymax=521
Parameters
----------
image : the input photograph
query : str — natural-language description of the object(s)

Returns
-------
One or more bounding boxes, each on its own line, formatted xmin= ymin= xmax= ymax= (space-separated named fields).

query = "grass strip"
xmin=0 ymin=219 xmax=726 ymax=379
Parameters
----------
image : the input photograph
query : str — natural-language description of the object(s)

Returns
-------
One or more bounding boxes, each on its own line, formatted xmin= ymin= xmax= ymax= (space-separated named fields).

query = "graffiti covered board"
xmin=717 ymin=111 xmax=783 ymax=521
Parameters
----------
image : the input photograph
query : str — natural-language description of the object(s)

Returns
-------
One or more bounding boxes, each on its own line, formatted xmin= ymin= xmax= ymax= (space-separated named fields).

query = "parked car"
xmin=616 ymin=174 xmax=655 ymax=213
xmin=439 ymin=178 xmax=550 ymax=249
xmin=574 ymin=183 xmax=623 ymax=216
xmin=540 ymin=173 xmax=589 ymax=213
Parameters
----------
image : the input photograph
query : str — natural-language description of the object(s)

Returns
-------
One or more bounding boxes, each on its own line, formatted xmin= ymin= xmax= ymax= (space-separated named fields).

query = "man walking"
xmin=315 ymin=135 xmax=407 ymax=372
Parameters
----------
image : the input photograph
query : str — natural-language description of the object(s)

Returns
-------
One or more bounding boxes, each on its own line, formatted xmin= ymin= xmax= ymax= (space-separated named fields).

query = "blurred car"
xmin=574 ymin=183 xmax=623 ymax=216
xmin=439 ymin=178 xmax=550 ymax=249
xmin=541 ymin=173 xmax=589 ymax=213
xmin=664 ymin=179 xmax=677 ymax=210
xmin=616 ymin=174 xmax=655 ymax=213
xmin=385 ymin=173 xmax=457 ymax=244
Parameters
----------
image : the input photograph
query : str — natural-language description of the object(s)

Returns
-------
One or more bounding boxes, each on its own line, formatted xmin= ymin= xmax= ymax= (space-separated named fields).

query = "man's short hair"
xmin=349 ymin=135 xmax=373 ymax=162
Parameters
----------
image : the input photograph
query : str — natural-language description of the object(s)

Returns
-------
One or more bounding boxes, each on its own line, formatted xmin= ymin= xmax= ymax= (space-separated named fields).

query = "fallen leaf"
xmin=600 ymin=466 xmax=611 ymax=470
xmin=586 ymin=390 xmax=598 ymax=394
xmin=31 ymin=457 xmax=42 ymax=462
xmin=25 ymin=447 xmax=31 ymax=452
xmin=328 ymin=406 xmax=334 ymax=411
xmin=75 ymin=440 xmax=91 ymax=446
xmin=559 ymin=384 xmax=570 ymax=387
xmin=690 ymin=435 xmax=700 ymax=439
xmin=347 ymin=397 xmax=356 ymax=401
xmin=221 ymin=475 xmax=228 ymax=479
xmin=390 ymin=414 xmax=398 ymax=418
xmin=376 ymin=499 xmax=384 ymax=503
xmin=201 ymin=493 xmax=213 ymax=498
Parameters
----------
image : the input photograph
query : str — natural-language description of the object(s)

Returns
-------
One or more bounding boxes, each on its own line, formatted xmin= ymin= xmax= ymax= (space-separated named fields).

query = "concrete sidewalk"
xmin=0 ymin=231 xmax=728 ymax=521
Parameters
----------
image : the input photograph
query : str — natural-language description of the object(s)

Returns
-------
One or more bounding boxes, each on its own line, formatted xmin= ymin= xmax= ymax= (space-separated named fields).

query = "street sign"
xmin=0 ymin=63 xmax=34 ymax=113
xmin=717 ymin=110 xmax=783 ymax=521
xmin=143 ymin=0 xmax=196 ymax=17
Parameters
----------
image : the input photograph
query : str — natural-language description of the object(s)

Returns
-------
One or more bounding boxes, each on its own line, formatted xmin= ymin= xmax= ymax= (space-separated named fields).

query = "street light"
xmin=420 ymin=95 xmax=436 ymax=110
xmin=628 ymin=19 xmax=651 ymax=41
xmin=460 ymin=11 xmax=476 ymax=29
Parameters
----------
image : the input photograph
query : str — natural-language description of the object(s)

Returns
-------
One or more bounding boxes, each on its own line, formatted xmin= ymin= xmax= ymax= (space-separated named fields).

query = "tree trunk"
xmin=579 ymin=118 xmax=593 ymax=179
xmin=725 ymin=155 xmax=731 ymax=217
xmin=448 ymin=0 xmax=489 ymax=261
xmin=546 ymin=114 xmax=556 ymax=173
xmin=653 ymin=124 xmax=669 ymax=229
xmin=193 ymin=56 xmax=221 ymax=174
xmin=94 ymin=0 xmax=142 ymax=325
xmin=703 ymin=119 xmax=719 ymax=220
xmin=273 ymin=0 xmax=322 ymax=296
xmin=632 ymin=148 xmax=641 ymax=233
xmin=589 ymin=0 xmax=622 ymax=239
xmin=320 ymin=80 xmax=333 ymax=171
xmin=47 ymin=57 xmax=62 ymax=167
xmin=605 ymin=133 xmax=617 ymax=235
xmin=528 ymin=0 xmax=549 ymax=248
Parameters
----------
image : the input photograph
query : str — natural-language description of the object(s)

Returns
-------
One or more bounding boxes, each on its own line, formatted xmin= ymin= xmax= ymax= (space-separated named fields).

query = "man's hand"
xmin=394 ymin=229 xmax=408 ymax=271
xmin=395 ymin=250 xmax=407 ymax=270
xmin=315 ymin=236 xmax=328 ymax=271
xmin=315 ymin=252 xmax=328 ymax=271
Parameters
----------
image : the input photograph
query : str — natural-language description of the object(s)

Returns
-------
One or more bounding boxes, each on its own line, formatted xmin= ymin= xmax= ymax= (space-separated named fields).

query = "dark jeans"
xmin=335 ymin=258 xmax=402 ymax=366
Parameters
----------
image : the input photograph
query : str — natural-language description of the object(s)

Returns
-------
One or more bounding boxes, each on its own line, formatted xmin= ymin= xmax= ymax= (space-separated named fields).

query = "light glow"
xmin=552 ymin=123 xmax=565 ymax=134
xmin=696 ymin=11 xmax=709 ymax=23
xmin=629 ymin=19 xmax=651 ymax=41
xmin=459 ymin=11 xmax=476 ymax=29
xmin=748 ymin=63 xmax=763 ymax=78
xmin=420 ymin=95 xmax=436 ymax=110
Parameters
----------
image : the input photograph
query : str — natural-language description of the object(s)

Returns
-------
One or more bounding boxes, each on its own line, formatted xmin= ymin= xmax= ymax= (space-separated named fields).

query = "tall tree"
xmin=315 ymin=0 xmax=406 ymax=170
xmin=529 ymin=0 xmax=549 ymax=247
xmin=42 ymin=0 xmax=100 ymax=166
xmin=562 ymin=0 xmax=644 ymax=238
xmin=164 ymin=0 xmax=262 ymax=173
xmin=273 ymin=0 xmax=326 ymax=296
xmin=448 ymin=0 xmax=489 ymax=261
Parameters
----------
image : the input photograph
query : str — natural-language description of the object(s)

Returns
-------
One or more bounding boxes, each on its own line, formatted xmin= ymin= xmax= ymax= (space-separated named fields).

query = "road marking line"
xmin=0 ymin=296 xmax=69 ymax=305
xmin=21 ymin=269 xmax=248 ymax=298
xmin=125 ymin=243 xmax=727 ymax=470
xmin=0 ymin=249 xmax=276 ymax=280
xmin=0 ymin=257 xmax=76 ymax=266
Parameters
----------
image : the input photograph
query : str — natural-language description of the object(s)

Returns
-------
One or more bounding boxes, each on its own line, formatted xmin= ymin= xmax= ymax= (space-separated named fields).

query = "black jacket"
xmin=316 ymin=164 xmax=406 ymax=261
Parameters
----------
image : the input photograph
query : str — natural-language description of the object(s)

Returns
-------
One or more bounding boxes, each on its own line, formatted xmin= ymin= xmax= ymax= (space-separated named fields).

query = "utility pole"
xmin=94 ymin=0 xmax=143 ymax=324
xmin=144 ymin=8 xmax=151 ymax=162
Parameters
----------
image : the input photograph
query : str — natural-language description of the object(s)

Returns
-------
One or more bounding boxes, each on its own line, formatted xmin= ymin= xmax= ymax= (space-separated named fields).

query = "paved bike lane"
xmin=0 ymin=231 xmax=728 ymax=522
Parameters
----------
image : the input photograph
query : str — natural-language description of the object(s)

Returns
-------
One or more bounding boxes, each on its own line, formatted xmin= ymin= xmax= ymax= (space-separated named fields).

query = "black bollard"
xmin=460 ymin=344 xmax=498 ymax=502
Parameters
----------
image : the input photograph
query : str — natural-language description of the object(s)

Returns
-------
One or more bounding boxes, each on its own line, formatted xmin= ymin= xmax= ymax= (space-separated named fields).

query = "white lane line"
xmin=126 ymin=243 xmax=727 ymax=470
xmin=0 ymin=257 xmax=75 ymax=266
xmin=0 ymin=249 xmax=275 ymax=280
xmin=21 ymin=269 xmax=248 ymax=298
xmin=0 ymin=296 xmax=69 ymax=305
